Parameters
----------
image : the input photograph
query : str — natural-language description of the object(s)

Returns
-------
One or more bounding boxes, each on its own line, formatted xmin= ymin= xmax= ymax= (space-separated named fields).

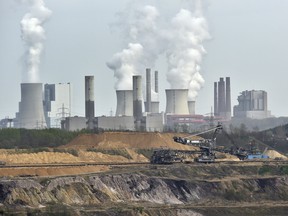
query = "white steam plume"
xmin=166 ymin=3 xmax=210 ymax=101
xmin=106 ymin=43 xmax=143 ymax=90
xmin=20 ymin=0 xmax=52 ymax=83
xmin=107 ymin=5 xmax=164 ymax=92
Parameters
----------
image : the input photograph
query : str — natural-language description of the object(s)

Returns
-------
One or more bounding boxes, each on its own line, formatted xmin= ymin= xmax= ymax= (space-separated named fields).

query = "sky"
xmin=1 ymin=0 xmax=288 ymax=119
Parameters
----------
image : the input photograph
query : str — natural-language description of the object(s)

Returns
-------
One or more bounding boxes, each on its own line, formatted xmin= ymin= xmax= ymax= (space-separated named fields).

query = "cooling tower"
xmin=225 ymin=77 xmax=231 ymax=119
xmin=188 ymin=101 xmax=196 ymax=115
xmin=146 ymin=68 xmax=152 ymax=112
xmin=151 ymin=101 xmax=159 ymax=113
xmin=214 ymin=82 xmax=218 ymax=116
xmin=17 ymin=83 xmax=47 ymax=129
xmin=133 ymin=75 xmax=143 ymax=119
xmin=165 ymin=89 xmax=189 ymax=115
xmin=115 ymin=90 xmax=133 ymax=116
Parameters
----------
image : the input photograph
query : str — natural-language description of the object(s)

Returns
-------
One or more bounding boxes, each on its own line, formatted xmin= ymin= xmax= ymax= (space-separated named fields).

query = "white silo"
xmin=116 ymin=90 xmax=133 ymax=116
xmin=165 ymin=89 xmax=189 ymax=115
xmin=17 ymin=83 xmax=47 ymax=129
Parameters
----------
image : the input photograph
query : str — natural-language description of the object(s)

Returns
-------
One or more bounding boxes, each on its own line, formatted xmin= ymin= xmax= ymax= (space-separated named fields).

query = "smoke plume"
xmin=106 ymin=43 xmax=143 ymax=90
xmin=107 ymin=5 xmax=164 ymax=91
xmin=166 ymin=2 xmax=210 ymax=100
xmin=108 ymin=1 xmax=210 ymax=101
xmin=20 ymin=0 xmax=52 ymax=83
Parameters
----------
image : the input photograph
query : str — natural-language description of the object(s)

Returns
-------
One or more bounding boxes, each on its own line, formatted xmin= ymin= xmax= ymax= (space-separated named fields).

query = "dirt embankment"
xmin=62 ymin=131 xmax=198 ymax=150
xmin=0 ymin=132 xmax=198 ymax=177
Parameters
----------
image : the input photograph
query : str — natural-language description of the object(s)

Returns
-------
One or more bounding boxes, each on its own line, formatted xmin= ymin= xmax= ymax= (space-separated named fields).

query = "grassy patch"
xmin=136 ymin=149 xmax=154 ymax=159
xmin=53 ymin=148 xmax=79 ymax=157
xmin=10 ymin=147 xmax=50 ymax=154
xmin=258 ymin=165 xmax=272 ymax=175
xmin=87 ymin=148 xmax=132 ymax=159
xmin=280 ymin=165 xmax=288 ymax=175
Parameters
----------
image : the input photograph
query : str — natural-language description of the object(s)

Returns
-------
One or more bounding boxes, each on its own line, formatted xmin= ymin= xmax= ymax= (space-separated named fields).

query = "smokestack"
xmin=116 ymin=90 xmax=133 ymax=116
xmin=165 ymin=89 xmax=189 ymax=115
xmin=85 ymin=76 xmax=95 ymax=129
xmin=154 ymin=70 xmax=159 ymax=93
xmin=225 ymin=77 xmax=231 ymax=119
xmin=188 ymin=101 xmax=196 ymax=115
xmin=146 ymin=68 xmax=152 ymax=112
xmin=16 ymin=83 xmax=47 ymax=129
xmin=214 ymin=82 xmax=218 ymax=116
xmin=218 ymin=77 xmax=226 ymax=117
xmin=133 ymin=75 xmax=143 ymax=119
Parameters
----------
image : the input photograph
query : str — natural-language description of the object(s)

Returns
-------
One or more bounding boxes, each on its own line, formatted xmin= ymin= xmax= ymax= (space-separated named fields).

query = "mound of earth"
xmin=62 ymin=132 xmax=198 ymax=150
xmin=264 ymin=150 xmax=287 ymax=159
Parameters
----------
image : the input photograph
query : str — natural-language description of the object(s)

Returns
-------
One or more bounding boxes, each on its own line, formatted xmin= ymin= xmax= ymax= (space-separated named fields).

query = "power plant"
xmin=233 ymin=90 xmax=271 ymax=119
xmin=6 ymin=71 xmax=276 ymax=132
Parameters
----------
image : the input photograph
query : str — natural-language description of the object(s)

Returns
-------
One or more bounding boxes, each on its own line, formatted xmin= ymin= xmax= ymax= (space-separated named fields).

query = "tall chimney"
xmin=133 ymin=75 xmax=143 ymax=120
xmin=85 ymin=76 xmax=95 ymax=129
xmin=218 ymin=77 xmax=226 ymax=117
xmin=115 ymin=90 xmax=133 ymax=116
xmin=165 ymin=89 xmax=189 ymax=115
xmin=214 ymin=82 xmax=218 ymax=116
xmin=225 ymin=77 xmax=231 ymax=119
xmin=146 ymin=68 xmax=152 ymax=112
xmin=154 ymin=70 xmax=159 ymax=93
xmin=16 ymin=83 xmax=47 ymax=129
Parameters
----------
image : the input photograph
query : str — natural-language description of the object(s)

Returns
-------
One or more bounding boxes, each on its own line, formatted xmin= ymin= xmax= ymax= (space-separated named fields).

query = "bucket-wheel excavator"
xmin=150 ymin=124 xmax=223 ymax=164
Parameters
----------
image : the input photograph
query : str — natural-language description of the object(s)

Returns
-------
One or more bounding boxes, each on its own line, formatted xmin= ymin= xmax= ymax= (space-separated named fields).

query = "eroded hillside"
xmin=1 ymin=163 xmax=288 ymax=215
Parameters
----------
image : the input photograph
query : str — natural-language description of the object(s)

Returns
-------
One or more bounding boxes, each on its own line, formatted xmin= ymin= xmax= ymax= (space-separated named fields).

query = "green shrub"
xmin=87 ymin=148 xmax=132 ymax=159
xmin=280 ymin=166 xmax=288 ymax=175
xmin=136 ymin=149 xmax=154 ymax=159
xmin=53 ymin=148 xmax=79 ymax=157
xmin=258 ymin=165 xmax=272 ymax=175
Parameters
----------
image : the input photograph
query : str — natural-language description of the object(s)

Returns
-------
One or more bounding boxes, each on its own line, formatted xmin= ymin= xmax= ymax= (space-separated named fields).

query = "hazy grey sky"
xmin=1 ymin=0 xmax=288 ymax=119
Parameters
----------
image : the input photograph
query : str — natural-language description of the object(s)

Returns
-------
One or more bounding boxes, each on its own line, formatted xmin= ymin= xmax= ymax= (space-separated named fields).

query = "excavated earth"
xmin=0 ymin=132 xmax=288 ymax=215
xmin=1 ymin=163 xmax=288 ymax=215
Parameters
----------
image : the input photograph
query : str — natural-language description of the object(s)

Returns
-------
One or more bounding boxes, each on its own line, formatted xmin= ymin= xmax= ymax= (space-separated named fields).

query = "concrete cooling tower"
xmin=188 ymin=101 xmax=196 ymax=115
xmin=165 ymin=89 xmax=189 ymax=115
xmin=115 ymin=90 xmax=133 ymax=116
xmin=16 ymin=83 xmax=47 ymax=129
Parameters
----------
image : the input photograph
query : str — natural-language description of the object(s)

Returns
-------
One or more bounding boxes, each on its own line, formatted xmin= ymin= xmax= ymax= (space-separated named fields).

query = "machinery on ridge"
xmin=150 ymin=123 xmax=223 ymax=164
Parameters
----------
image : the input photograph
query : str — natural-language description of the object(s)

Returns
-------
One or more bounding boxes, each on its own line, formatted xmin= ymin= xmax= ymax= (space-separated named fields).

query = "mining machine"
xmin=150 ymin=124 xmax=223 ymax=164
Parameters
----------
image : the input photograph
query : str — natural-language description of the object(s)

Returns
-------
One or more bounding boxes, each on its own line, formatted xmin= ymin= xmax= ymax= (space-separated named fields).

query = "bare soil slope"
xmin=62 ymin=131 xmax=198 ymax=150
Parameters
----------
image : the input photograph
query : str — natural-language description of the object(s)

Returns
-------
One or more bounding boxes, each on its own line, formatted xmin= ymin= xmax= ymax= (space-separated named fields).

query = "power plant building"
xmin=44 ymin=83 xmax=71 ymax=128
xmin=233 ymin=90 xmax=271 ymax=119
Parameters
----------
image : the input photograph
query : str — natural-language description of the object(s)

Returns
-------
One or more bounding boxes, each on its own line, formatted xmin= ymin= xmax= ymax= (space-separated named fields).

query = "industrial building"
xmin=214 ymin=77 xmax=231 ymax=120
xmin=233 ymin=90 xmax=271 ymax=119
xmin=44 ymin=83 xmax=71 ymax=128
